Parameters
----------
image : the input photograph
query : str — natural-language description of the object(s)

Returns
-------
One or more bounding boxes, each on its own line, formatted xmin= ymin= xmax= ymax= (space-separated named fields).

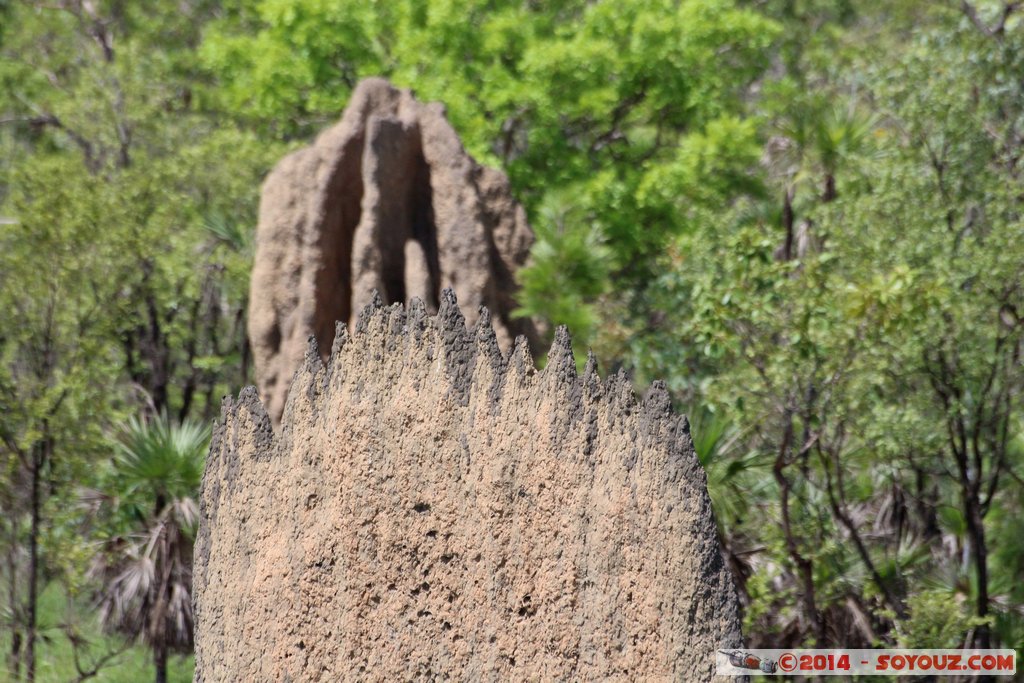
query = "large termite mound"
xmin=249 ymin=77 xmax=538 ymax=424
xmin=194 ymin=292 xmax=742 ymax=682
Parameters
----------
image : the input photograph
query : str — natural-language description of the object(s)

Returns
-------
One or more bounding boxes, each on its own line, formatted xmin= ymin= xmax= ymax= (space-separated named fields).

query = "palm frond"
xmin=115 ymin=413 xmax=209 ymax=505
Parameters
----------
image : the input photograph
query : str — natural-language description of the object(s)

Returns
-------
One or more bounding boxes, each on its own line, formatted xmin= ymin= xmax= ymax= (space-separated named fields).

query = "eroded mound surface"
xmin=194 ymin=293 xmax=740 ymax=681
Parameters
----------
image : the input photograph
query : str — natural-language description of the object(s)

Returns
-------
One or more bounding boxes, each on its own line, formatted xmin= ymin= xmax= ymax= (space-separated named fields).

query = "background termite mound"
xmin=195 ymin=292 xmax=741 ymax=682
xmin=249 ymin=77 xmax=539 ymax=424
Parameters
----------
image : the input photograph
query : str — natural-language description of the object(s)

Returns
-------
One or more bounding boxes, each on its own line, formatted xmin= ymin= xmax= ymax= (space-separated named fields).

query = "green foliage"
xmin=899 ymin=591 xmax=984 ymax=649
xmin=637 ymin=3 xmax=1024 ymax=649
xmin=0 ymin=583 xmax=193 ymax=683
xmin=1 ymin=2 xmax=273 ymax=678
xmin=514 ymin=190 xmax=612 ymax=343
xmin=114 ymin=415 xmax=208 ymax=509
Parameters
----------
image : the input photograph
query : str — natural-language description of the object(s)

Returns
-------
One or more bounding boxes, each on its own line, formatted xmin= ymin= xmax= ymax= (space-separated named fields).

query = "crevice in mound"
xmin=314 ymin=131 xmax=365 ymax=358
xmin=409 ymin=146 xmax=440 ymax=310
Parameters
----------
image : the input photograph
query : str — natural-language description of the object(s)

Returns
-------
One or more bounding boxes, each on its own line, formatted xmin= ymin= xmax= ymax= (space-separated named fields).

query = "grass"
xmin=1 ymin=582 xmax=194 ymax=682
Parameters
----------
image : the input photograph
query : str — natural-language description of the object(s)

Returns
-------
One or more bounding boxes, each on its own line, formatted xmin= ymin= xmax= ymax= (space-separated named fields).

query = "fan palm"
xmin=90 ymin=414 xmax=208 ymax=683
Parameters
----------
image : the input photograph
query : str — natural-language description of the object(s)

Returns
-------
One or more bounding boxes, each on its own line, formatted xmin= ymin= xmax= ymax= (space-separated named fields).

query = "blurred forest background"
xmin=1 ymin=0 xmax=1023 ymax=680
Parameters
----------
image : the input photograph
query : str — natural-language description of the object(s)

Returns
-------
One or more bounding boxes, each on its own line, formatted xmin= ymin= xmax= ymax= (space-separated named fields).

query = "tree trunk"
xmin=773 ymin=413 xmax=824 ymax=645
xmin=25 ymin=449 xmax=40 ymax=683
xmin=965 ymin=491 xmax=990 ymax=648
xmin=10 ymin=630 xmax=21 ymax=681
xmin=154 ymin=640 xmax=168 ymax=683
xmin=781 ymin=186 xmax=795 ymax=261
xmin=823 ymin=173 xmax=837 ymax=202
xmin=6 ymin=512 xmax=21 ymax=680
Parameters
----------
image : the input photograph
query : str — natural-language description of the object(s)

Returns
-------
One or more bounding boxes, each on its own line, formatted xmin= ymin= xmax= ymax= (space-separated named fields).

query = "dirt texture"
xmin=249 ymin=77 xmax=538 ymax=425
xmin=195 ymin=292 xmax=742 ymax=682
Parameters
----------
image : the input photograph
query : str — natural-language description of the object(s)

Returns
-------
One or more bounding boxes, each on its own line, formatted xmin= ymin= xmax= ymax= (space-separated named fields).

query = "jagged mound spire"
xmin=248 ymin=77 xmax=540 ymax=425
xmin=194 ymin=291 xmax=741 ymax=681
